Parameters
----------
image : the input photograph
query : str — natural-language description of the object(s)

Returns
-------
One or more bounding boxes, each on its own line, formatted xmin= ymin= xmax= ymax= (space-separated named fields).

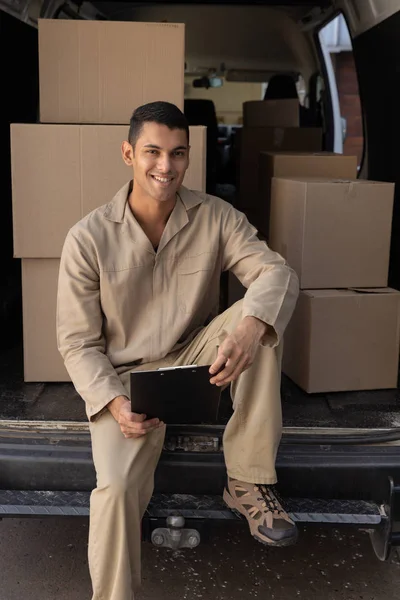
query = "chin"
xmin=151 ymin=183 xmax=181 ymax=203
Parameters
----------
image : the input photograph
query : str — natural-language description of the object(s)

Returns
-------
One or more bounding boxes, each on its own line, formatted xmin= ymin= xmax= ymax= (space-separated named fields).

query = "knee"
xmin=229 ymin=299 xmax=244 ymax=316
xmin=220 ymin=299 xmax=244 ymax=334
xmin=106 ymin=474 xmax=131 ymax=498
xmin=96 ymin=467 xmax=140 ymax=502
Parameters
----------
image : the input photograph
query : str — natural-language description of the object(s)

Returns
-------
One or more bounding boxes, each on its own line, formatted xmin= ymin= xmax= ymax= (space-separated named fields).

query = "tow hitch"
xmin=151 ymin=515 xmax=201 ymax=549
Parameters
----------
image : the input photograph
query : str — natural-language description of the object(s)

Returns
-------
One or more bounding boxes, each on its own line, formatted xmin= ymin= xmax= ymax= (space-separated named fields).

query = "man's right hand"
xmin=107 ymin=395 xmax=164 ymax=439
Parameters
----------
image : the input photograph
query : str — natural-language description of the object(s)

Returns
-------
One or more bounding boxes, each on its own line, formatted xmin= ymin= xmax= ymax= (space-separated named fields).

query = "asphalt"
xmin=0 ymin=518 xmax=399 ymax=600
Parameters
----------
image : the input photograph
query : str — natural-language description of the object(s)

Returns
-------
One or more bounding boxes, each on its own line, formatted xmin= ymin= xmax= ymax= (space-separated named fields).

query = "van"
xmin=0 ymin=0 xmax=399 ymax=560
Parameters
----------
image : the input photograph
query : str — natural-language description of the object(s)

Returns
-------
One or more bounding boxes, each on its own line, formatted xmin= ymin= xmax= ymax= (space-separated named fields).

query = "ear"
xmin=121 ymin=141 xmax=134 ymax=166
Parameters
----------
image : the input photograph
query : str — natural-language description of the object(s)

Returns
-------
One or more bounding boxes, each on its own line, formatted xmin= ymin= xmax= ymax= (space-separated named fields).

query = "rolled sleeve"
xmin=221 ymin=206 xmax=299 ymax=346
xmin=57 ymin=230 xmax=128 ymax=421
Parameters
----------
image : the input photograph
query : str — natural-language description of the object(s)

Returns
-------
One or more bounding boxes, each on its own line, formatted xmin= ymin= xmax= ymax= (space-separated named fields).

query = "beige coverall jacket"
xmin=57 ymin=182 xmax=299 ymax=422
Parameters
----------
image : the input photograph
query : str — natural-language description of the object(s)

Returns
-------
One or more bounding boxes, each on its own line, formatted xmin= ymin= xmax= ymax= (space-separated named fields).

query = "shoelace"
xmin=255 ymin=484 xmax=284 ymax=515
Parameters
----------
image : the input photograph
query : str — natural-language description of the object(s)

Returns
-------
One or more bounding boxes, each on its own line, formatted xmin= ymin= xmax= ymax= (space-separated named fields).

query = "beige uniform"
xmin=57 ymin=182 xmax=299 ymax=600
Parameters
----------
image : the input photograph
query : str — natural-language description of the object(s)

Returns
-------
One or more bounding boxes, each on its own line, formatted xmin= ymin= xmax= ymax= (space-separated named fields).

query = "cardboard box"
xmin=269 ymin=177 xmax=394 ymax=289
xmin=256 ymin=151 xmax=358 ymax=237
xmin=22 ymin=259 xmax=70 ymax=382
xmin=238 ymin=127 xmax=322 ymax=208
xmin=243 ymin=100 xmax=299 ymax=128
xmin=39 ymin=19 xmax=185 ymax=123
xmin=11 ymin=124 xmax=206 ymax=258
xmin=283 ymin=288 xmax=400 ymax=393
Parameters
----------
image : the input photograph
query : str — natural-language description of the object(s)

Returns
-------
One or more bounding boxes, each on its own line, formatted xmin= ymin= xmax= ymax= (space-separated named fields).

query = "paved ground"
xmin=0 ymin=518 xmax=399 ymax=600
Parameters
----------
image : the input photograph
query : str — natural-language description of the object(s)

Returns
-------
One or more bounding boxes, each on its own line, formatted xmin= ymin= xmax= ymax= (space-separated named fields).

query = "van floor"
xmin=0 ymin=345 xmax=399 ymax=429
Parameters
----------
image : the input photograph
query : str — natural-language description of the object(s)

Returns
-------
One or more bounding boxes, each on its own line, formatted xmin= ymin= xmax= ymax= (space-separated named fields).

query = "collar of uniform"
xmin=103 ymin=181 xmax=132 ymax=223
xmin=103 ymin=182 xmax=204 ymax=224
xmin=177 ymin=185 xmax=205 ymax=211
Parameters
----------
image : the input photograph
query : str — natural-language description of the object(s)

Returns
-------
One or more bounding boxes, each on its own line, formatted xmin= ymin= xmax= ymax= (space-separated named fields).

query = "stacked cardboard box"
xmin=38 ymin=19 xmax=186 ymax=123
xmin=237 ymin=100 xmax=323 ymax=218
xmin=228 ymin=152 xmax=357 ymax=308
xmin=282 ymin=288 xmax=400 ymax=393
xmin=256 ymin=151 xmax=358 ymax=239
xmin=11 ymin=124 xmax=206 ymax=259
xmin=269 ymin=176 xmax=400 ymax=393
xmin=11 ymin=19 xmax=208 ymax=382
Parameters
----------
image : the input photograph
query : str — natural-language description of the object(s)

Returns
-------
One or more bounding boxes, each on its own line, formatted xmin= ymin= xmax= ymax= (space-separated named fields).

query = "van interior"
xmin=0 ymin=0 xmax=399 ymax=435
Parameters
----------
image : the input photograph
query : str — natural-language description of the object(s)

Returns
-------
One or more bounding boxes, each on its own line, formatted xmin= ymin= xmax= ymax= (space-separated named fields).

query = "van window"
xmin=319 ymin=14 xmax=364 ymax=169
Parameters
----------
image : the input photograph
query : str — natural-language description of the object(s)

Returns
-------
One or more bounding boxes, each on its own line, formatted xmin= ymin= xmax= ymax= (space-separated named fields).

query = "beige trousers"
xmin=88 ymin=300 xmax=283 ymax=600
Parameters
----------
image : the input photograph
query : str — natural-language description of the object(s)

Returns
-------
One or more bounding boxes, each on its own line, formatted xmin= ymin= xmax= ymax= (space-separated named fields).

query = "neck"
xmin=128 ymin=182 xmax=176 ymax=226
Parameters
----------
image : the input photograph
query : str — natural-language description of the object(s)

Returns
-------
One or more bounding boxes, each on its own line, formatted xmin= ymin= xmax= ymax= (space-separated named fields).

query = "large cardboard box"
xmin=22 ymin=259 xmax=69 ymax=382
xmin=11 ymin=124 xmax=206 ymax=258
xmin=269 ymin=177 xmax=394 ymax=289
xmin=238 ymin=127 xmax=322 ymax=208
xmin=243 ymin=100 xmax=299 ymax=128
xmin=256 ymin=151 xmax=358 ymax=238
xmin=39 ymin=19 xmax=185 ymax=123
xmin=283 ymin=288 xmax=400 ymax=393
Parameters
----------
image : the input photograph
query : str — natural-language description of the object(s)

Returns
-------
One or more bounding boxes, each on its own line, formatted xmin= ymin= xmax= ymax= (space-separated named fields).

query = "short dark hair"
xmin=128 ymin=101 xmax=190 ymax=148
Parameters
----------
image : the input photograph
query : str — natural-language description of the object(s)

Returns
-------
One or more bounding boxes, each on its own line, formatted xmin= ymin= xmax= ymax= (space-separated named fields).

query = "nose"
xmin=157 ymin=153 xmax=172 ymax=174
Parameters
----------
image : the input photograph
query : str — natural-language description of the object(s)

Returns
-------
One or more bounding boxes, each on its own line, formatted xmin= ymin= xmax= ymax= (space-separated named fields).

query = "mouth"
xmin=150 ymin=174 xmax=174 ymax=186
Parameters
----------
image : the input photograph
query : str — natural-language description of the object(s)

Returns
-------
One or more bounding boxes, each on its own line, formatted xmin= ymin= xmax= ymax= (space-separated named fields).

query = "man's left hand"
xmin=209 ymin=316 xmax=268 ymax=387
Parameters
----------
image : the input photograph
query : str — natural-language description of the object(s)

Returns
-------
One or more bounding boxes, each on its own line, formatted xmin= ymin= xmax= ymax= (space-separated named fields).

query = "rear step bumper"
xmin=0 ymin=489 xmax=386 ymax=524
xmin=0 ymin=487 xmax=399 ymax=560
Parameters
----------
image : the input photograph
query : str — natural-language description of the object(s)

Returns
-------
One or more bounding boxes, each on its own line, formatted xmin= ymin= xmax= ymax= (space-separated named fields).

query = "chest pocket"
xmin=177 ymin=253 xmax=218 ymax=315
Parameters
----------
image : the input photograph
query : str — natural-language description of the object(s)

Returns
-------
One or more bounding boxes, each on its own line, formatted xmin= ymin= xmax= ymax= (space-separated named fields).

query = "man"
xmin=57 ymin=101 xmax=299 ymax=600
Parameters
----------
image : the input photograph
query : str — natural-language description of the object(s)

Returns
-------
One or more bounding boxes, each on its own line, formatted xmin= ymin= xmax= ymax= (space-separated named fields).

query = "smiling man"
xmin=57 ymin=101 xmax=299 ymax=600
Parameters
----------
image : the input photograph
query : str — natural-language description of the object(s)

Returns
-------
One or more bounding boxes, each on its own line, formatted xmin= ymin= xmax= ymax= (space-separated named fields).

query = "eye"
xmin=147 ymin=149 xmax=158 ymax=155
xmin=174 ymin=151 xmax=185 ymax=157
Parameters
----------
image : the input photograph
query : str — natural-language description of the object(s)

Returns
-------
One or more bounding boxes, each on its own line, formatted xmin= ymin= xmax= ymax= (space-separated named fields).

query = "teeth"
xmin=153 ymin=176 xmax=171 ymax=183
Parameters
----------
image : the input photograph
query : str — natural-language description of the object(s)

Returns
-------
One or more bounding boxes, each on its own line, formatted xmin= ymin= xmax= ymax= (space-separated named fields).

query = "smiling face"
xmin=122 ymin=122 xmax=190 ymax=204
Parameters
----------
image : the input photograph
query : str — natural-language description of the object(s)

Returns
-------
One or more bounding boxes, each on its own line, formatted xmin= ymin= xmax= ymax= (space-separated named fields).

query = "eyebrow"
xmin=143 ymin=144 xmax=188 ymax=151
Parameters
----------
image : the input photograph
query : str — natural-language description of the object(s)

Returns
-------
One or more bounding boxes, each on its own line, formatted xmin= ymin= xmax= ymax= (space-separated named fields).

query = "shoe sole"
xmin=223 ymin=488 xmax=298 ymax=548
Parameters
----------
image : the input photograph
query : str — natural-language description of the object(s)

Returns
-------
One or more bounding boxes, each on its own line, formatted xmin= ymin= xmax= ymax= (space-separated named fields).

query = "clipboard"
xmin=130 ymin=364 xmax=221 ymax=424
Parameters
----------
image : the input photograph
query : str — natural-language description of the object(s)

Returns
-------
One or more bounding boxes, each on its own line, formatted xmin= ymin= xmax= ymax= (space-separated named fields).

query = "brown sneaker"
xmin=223 ymin=477 xmax=298 ymax=547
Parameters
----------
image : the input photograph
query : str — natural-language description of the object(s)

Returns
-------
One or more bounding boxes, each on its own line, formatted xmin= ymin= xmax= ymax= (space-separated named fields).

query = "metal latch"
xmin=151 ymin=515 xmax=201 ymax=549
xmin=164 ymin=435 xmax=220 ymax=452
